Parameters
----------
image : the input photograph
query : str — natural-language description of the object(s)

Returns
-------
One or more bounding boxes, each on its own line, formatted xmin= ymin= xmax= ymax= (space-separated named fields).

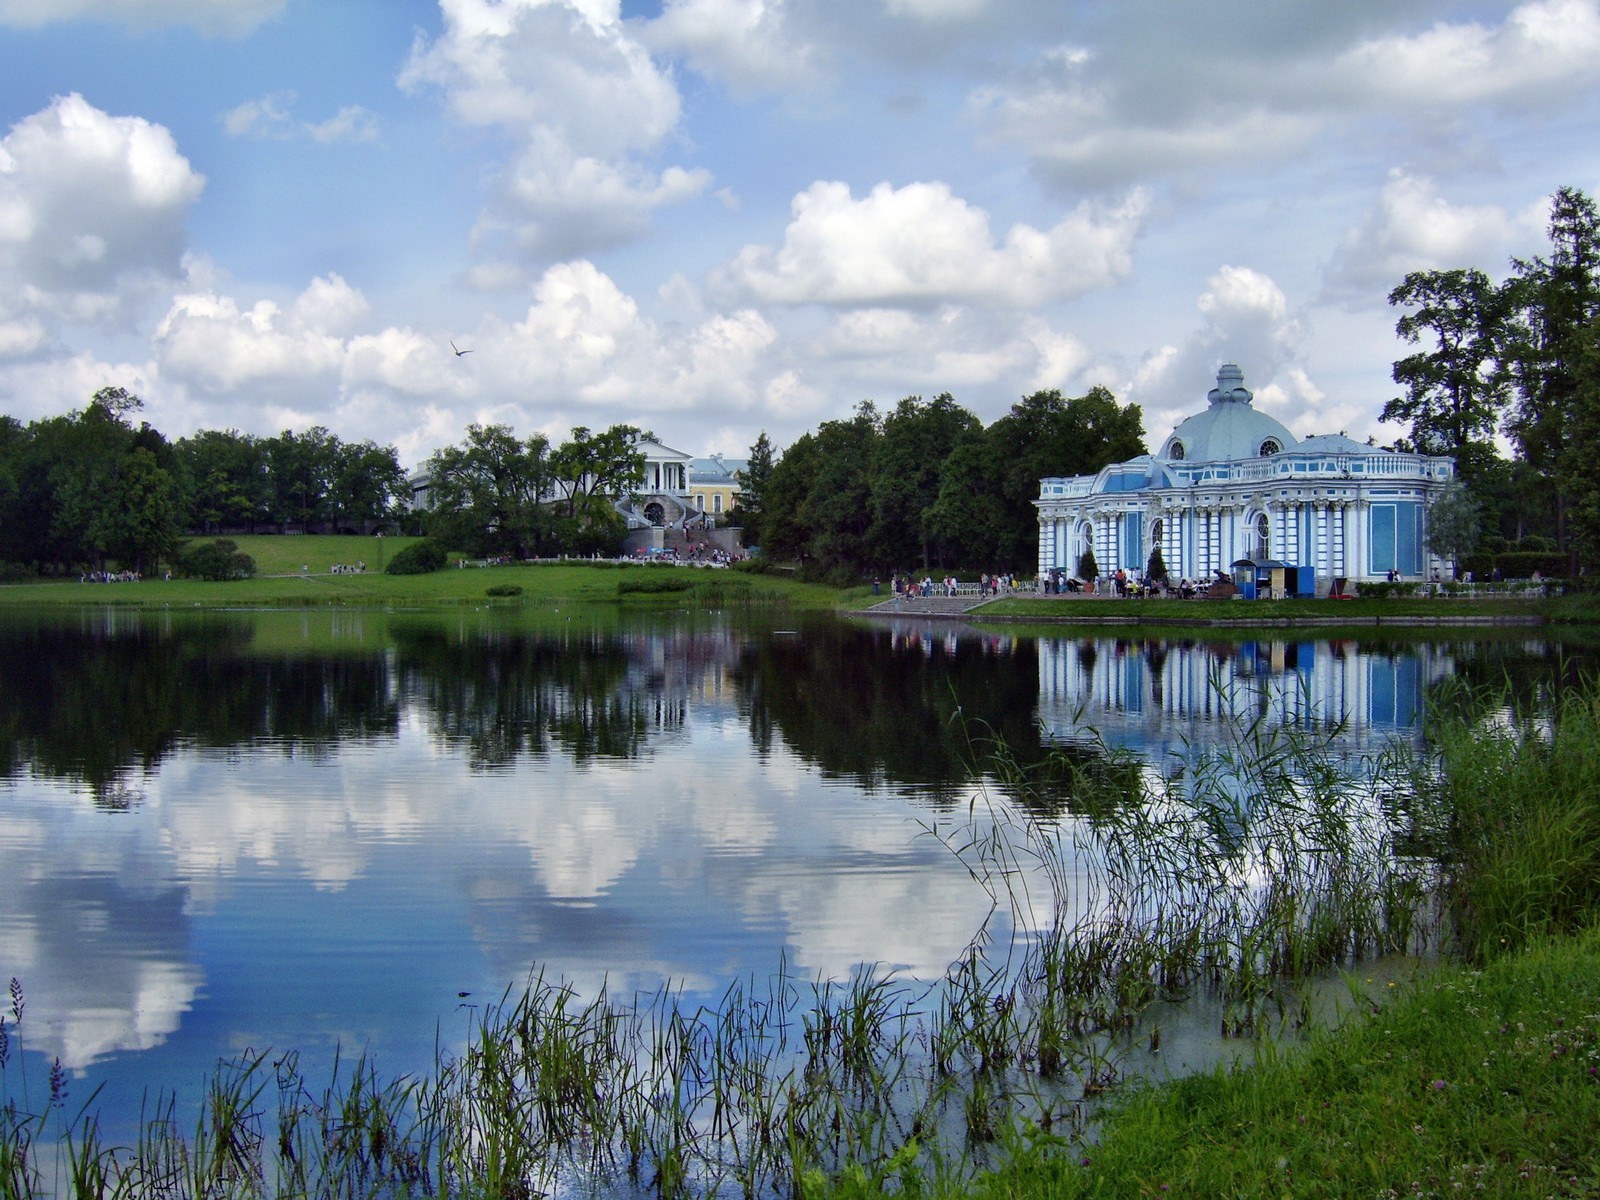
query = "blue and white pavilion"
xmin=1036 ymin=364 xmax=1455 ymax=592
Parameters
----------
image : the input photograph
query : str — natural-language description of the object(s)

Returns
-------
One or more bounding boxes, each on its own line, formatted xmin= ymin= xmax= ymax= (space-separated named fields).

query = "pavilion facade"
xmin=1035 ymin=364 xmax=1455 ymax=592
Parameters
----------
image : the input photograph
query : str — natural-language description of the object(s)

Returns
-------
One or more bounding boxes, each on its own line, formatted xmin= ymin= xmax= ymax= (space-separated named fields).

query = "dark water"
xmin=0 ymin=605 xmax=1592 ymax=1121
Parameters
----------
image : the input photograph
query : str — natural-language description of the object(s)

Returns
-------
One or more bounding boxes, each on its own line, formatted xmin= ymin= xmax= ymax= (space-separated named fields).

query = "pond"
xmin=0 ymin=606 xmax=1593 ymax=1146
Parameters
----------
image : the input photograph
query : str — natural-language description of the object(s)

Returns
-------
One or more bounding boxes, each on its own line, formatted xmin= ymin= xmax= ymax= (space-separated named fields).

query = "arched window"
xmin=1259 ymin=438 xmax=1281 ymax=457
xmin=1167 ymin=440 xmax=1185 ymax=460
xmin=1255 ymin=513 xmax=1270 ymax=559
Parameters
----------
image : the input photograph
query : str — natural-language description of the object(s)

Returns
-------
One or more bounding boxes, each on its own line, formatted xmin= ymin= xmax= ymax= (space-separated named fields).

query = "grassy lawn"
xmin=0 ymin=536 xmax=861 ymax=611
xmin=916 ymin=930 xmax=1600 ymax=1200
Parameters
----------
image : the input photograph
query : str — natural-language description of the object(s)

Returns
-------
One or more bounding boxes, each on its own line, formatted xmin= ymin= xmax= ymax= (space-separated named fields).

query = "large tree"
xmin=550 ymin=425 xmax=648 ymax=521
xmin=926 ymin=429 xmax=1010 ymax=568
xmin=982 ymin=386 xmax=1146 ymax=568
xmin=798 ymin=403 xmax=880 ymax=575
xmin=327 ymin=440 xmax=408 ymax=532
xmin=0 ymin=388 xmax=182 ymax=573
xmin=1384 ymin=267 xmax=1511 ymax=489
xmin=423 ymin=423 xmax=557 ymax=557
xmin=732 ymin=431 xmax=773 ymax=548
xmin=1501 ymin=186 xmax=1600 ymax=568
xmin=177 ymin=429 xmax=273 ymax=533
xmin=267 ymin=426 xmax=339 ymax=533
xmin=869 ymin=393 xmax=981 ymax=570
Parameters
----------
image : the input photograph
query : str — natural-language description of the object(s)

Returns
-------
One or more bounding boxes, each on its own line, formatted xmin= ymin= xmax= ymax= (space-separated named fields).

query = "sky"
xmin=1 ymin=0 xmax=1597 ymax=470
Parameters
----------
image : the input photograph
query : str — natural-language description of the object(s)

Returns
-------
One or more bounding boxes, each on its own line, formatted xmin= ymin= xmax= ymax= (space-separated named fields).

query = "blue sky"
xmin=1 ymin=0 xmax=1597 ymax=468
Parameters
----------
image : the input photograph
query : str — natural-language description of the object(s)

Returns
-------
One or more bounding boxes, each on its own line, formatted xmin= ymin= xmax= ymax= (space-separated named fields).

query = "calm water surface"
xmin=0 ymin=605 xmax=1592 ymax=1121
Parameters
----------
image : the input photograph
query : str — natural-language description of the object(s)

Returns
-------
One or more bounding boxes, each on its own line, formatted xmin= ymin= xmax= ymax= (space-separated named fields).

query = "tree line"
xmin=732 ymin=388 xmax=1146 ymax=582
xmin=0 ymin=388 xmax=408 ymax=576
xmin=1382 ymin=185 xmax=1600 ymax=573
xmin=0 ymin=393 xmax=661 ymax=576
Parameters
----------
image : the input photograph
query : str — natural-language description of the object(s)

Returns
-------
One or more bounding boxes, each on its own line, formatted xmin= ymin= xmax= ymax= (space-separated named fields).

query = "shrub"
xmin=732 ymin=556 xmax=781 ymax=575
xmin=1354 ymin=580 xmax=1422 ymax=599
xmin=485 ymin=584 xmax=523 ymax=597
xmin=176 ymin=539 xmax=257 ymax=581
xmin=617 ymin=573 xmax=693 ymax=595
xmin=385 ymin=539 xmax=448 ymax=575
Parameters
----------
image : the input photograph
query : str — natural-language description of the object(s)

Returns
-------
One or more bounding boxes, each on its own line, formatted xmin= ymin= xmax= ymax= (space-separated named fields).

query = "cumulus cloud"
xmin=717 ymin=180 xmax=1147 ymax=306
xmin=0 ymin=93 xmax=204 ymax=324
xmin=1127 ymin=265 xmax=1306 ymax=435
xmin=1324 ymin=170 xmax=1546 ymax=300
xmin=470 ymin=132 xmax=711 ymax=268
xmin=153 ymin=275 xmax=364 ymax=400
xmin=0 ymin=0 xmax=286 ymax=36
xmin=400 ymin=0 xmax=699 ymax=274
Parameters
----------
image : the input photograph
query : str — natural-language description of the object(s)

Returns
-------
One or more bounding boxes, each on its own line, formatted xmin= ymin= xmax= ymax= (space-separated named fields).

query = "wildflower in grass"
xmin=1431 ymin=1079 xmax=1446 ymax=1090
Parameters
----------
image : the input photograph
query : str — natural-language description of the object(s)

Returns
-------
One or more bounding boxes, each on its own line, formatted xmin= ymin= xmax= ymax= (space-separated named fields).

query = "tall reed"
xmin=1414 ymin=676 xmax=1600 ymax=961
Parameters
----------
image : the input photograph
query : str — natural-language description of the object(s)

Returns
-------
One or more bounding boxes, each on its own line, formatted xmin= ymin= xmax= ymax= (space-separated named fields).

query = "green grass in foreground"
xmin=889 ymin=929 xmax=1599 ymax=1200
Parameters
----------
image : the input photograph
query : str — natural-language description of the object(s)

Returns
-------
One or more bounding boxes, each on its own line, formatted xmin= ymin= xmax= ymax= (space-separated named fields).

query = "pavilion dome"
xmin=1157 ymin=364 xmax=1297 ymax=464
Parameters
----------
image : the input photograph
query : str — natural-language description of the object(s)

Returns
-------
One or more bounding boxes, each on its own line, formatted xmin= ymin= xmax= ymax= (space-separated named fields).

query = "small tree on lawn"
xmin=1427 ymin=478 xmax=1482 ymax=579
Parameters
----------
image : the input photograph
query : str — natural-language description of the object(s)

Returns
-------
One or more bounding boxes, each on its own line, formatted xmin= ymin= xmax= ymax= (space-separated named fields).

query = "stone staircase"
xmin=857 ymin=593 xmax=995 ymax=617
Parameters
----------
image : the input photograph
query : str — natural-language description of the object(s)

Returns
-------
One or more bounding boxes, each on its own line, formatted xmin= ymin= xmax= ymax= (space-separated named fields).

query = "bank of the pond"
xmin=865 ymin=591 xmax=1600 ymax=631
xmin=914 ymin=928 xmax=1600 ymax=1200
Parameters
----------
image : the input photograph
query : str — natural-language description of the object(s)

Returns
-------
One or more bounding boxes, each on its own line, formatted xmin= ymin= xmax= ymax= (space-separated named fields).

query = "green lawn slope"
xmin=0 ymin=535 xmax=861 ymax=611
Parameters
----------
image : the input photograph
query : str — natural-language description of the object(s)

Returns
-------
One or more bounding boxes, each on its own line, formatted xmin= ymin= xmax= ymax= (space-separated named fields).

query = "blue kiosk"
xmin=1231 ymin=558 xmax=1316 ymax=600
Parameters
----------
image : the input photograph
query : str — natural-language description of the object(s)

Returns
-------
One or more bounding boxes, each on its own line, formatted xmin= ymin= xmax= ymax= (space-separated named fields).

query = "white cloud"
xmin=1127 ymin=265 xmax=1306 ymax=436
xmin=971 ymin=0 xmax=1600 ymax=194
xmin=306 ymin=105 xmax=381 ymax=145
xmin=1329 ymin=0 xmax=1600 ymax=107
xmin=471 ymin=132 xmax=711 ymax=266
xmin=223 ymin=94 xmax=381 ymax=144
xmin=718 ymin=181 xmax=1147 ymax=306
xmin=883 ymin=0 xmax=990 ymax=19
xmin=153 ymin=276 xmax=360 ymax=398
xmin=643 ymin=0 xmax=821 ymax=94
xmin=401 ymin=0 xmax=697 ymax=274
xmin=220 ymin=91 xmax=296 ymax=139
xmin=0 ymin=94 xmax=204 ymax=324
xmin=1324 ymin=170 xmax=1545 ymax=299
xmin=0 ymin=0 xmax=286 ymax=36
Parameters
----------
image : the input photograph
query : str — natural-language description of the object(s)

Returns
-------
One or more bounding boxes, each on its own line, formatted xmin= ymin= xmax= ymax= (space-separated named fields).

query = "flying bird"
xmin=450 ymin=339 xmax=473 ymax=357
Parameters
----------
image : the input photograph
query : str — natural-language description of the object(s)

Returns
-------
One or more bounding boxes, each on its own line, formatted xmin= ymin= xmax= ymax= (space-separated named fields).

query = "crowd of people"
xmin=879 ymin=573 xmax=1014 ymax=599
xmin=1039 ymin=568 xmax=1210 ymax=599
xmin=79 ymin=570 xmax=143 ymax=583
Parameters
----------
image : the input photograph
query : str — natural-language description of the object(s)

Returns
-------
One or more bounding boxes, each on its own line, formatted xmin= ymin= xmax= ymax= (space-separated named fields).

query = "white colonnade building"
xmin=1035 ymin=365 xmax=1456 ymax=592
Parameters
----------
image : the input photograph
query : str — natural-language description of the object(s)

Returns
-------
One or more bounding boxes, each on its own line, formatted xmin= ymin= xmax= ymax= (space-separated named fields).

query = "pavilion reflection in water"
xmin=1035 ymin=636 xmax=1455 ymax=760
